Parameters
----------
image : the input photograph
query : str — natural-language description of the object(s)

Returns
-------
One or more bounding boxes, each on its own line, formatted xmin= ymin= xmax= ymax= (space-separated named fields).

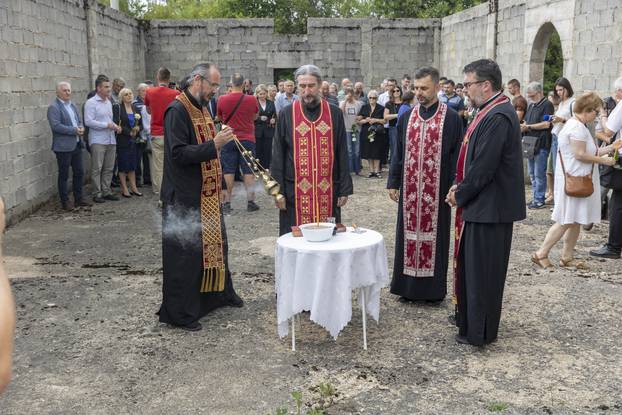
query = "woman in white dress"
xmin=533 ymin=92 xmax=620 ymax=269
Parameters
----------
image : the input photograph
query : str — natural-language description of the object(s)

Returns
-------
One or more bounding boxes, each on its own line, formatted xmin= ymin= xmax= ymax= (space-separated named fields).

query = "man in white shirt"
xmin=275 ymin=80 xmax=298 ymax=114
xmin=591 ymin=77 xmax=622 ymax=259
xmin=84 ymin=75 xmax=121 ymax=203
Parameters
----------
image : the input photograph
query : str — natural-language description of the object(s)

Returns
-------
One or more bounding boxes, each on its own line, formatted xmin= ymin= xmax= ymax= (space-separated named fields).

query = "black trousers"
xmin=55 ymin=147 xmax=84 ymax=203
xmin=255 ymin=125 xmax=274 ymax=169
xmin=458 ymin=222 xmax=513 ymax=345
xmin=607 ymin=189 xmax=622 ymax=252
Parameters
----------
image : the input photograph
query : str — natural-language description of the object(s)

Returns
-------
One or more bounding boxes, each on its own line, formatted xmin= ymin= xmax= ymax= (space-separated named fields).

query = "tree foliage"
xmin=543 ymin=30 xmax=563 ymax=94
xmin=101 ymin=0 xmax=483 ymax=33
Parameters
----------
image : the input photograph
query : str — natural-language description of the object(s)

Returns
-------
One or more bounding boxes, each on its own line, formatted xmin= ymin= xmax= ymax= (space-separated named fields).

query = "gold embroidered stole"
xmin=291 ymin=100 xmax=334 ymax=225
xmin=176 ymin=92 xmax=225 ymax=292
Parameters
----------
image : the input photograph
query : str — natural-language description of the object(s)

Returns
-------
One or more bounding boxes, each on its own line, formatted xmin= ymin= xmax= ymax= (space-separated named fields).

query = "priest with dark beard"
xmin=446 ymin=59 xmax=526 ymax=346
xmin=271 ymin=65 xmax=353 ymax=235
xmin=387 ymin=66 xmax=463 ymax=303
xmin=158 ymin=63 xmax=243 ymax=332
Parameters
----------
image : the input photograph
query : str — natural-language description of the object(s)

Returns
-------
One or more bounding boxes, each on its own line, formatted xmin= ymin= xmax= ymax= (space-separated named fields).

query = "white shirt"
xmin=378 ymin=91 xmax=390 ymax=127
xmin=552 ymin=98 xmax=575 ymax=136
xmin=84 ymin=94 xmax=116 ymax=145
xmin=606 ymin=99 xmax=622 ymax=136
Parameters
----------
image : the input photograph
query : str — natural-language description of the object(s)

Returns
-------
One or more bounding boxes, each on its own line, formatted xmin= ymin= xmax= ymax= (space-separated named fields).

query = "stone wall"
xmin=0 ymin=0 xmax=145 ymax=224
xmin=145 ymin=18 xmax=439 ymax=90
xmin=3 ymin=0 xmax=622 ymax=223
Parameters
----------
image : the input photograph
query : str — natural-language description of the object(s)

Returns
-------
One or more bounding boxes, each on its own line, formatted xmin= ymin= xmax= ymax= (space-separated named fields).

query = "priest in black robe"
xmin=446 ymin=59 xmax=526 ymax=346
xmin=271 ymin=65 xmax=353 ymax=235
xmin=388 ymin=67 xmax=463 ymax=303
xmin=158 ymin=63 xmax=243 ymax=332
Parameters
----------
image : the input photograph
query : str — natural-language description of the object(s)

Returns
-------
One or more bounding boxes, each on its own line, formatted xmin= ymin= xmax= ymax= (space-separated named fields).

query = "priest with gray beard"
xmin=271 ymin=64 xmax=353 ymax=236
xmin=158 ymin=63 xmax=243 ymax=332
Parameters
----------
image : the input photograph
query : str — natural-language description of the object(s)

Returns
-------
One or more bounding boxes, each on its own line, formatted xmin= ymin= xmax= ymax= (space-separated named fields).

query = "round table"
xmin=275 ymin=227 xmax=389 ymax=350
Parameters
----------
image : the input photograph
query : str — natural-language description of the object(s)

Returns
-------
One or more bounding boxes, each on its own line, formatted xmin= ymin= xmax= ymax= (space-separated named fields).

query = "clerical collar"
xmin=478 ymin=92 xmax=503 ymax=110
xmin=183 ymin=89 xmax=201 ymax=110
xmin=419 ymin=100 xmax=439 ymax=118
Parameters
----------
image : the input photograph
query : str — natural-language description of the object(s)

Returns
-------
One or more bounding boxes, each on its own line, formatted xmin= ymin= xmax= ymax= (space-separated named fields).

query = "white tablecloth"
xmin=275 ymin=228 xmax=389 ymax=339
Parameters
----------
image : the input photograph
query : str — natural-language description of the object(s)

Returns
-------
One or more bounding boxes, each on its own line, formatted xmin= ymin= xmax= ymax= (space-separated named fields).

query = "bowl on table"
xmin=299 ymin=222 xmax=336 ymax=242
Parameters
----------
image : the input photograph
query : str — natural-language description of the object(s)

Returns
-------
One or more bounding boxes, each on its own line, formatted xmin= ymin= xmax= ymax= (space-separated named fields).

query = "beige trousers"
xmin=149 ymin=135 xmax=164 ymax=194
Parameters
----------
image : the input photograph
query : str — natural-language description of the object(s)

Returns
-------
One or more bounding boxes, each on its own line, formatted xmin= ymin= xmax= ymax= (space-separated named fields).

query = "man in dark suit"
xmin=446 ymin=59 xmax=526 ymax=346
xmin=47 ymin=81 xmax=91 ymax=211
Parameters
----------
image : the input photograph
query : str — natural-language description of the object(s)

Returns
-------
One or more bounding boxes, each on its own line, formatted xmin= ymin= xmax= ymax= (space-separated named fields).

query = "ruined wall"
xmin=144 ymin=18 xmax=439 ymax=90
xmin=0 ymin=0 xmax=145 ymax=223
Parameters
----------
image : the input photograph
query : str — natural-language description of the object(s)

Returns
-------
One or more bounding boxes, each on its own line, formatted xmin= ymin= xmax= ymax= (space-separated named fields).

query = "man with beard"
xmin=446 ymin=59 xmax=525 ymax=346
xmin=158 ymin=63 xmax=243 ymax=332
xmin=271 ymin=64 xmax=353 ymax=235
xmin=387 ymin=66 xmax=463 ymax=303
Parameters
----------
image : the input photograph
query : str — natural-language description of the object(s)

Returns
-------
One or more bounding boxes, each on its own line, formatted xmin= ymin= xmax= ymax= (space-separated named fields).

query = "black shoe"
xmin=455 ymin=334 xmax=471 ymax=345
xmin=226 ymin=293 xmax=244 ymax=308
xmin=528 ymin=201 xmax=546 ymax=210
xmin=397 ymin=296 xmax=412 ymax=303
xmin=367 ymin=172 xmax=376 ymax=178
xmin=247 ymin=200 xmax=260 ymax=212
xmin=104 ymin=194 xmax=120 ymax=201
xmin=75 ymin=199 xmax=93 ymax=208
xmin=122 ymin=193 xmax=132 ymax=198
xmin=589 ymin=245 xmax=621 ymax=259
xmin=222 ymin=202 xmax=232 ymax=214
xmin=179 ymin=321 xmax=202 ymax=332
xmin=93 ymin=196 xmax=106 ymax=203
xmin=130 ymin=191 xmax=143 ymax=197
xmin=61 ymin=201 xmax=74 ymax=211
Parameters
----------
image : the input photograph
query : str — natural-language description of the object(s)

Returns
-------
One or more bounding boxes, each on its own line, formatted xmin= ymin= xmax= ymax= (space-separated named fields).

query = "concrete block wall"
xmin=439 ymin=3 xmax=490 ymax=82
xmin=145 ymin=18 xmax=439 ymax=91
xmin=93 ymin=4 xmax=146 ymax=89
xmin=0 ymin=0 xmax=148 ymax=224
xmin=571 ymin=0 xmax=622 ymax=95
xmin=0 ymin=0 xmax=90 ymax=222
xmin=495 ymin=0 xmax=526 ymax=84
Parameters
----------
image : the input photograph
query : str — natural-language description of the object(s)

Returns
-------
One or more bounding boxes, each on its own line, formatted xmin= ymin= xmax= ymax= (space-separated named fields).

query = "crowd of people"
xmin=43 ymin=59 xmax=622 ymax=343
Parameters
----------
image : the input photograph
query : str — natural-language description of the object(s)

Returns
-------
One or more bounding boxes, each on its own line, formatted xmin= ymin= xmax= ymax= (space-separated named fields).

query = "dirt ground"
xmin=0 ymin=174 xmax=620 ymax=415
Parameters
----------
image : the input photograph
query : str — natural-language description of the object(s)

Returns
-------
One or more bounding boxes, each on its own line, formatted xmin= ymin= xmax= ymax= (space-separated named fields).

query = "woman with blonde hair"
xmin=114 ymin=88 xmax=143 ymax=198
xmin=532 ymin=92 xmax=620 ymax=269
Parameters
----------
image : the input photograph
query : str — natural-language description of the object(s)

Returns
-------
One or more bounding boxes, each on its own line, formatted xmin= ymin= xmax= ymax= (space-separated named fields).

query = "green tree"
xmin=111 ymin=0 xmax=483 ymax=33
xmin=543 ymin=30 xmax=563 ymax=94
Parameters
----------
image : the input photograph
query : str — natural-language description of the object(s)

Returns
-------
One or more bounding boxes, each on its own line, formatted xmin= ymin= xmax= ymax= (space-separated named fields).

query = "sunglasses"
xmin=369 ymin=96 xmax=378 ymax=99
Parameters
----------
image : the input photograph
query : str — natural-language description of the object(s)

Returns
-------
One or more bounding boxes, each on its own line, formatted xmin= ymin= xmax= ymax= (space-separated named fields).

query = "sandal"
xmin=531 ymin=252 xmax=553 ymax=269
xmin=559 ymin=257 xmax=589 ymax=270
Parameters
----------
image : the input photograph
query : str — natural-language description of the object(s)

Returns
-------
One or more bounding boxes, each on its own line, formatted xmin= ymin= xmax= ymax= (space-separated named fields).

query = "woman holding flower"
xmin=114 ymin=88 xmax=143 ymax=198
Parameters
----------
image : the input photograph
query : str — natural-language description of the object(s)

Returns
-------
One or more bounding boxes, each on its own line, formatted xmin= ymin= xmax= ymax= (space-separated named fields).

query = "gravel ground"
xmin=0 ymin=174 xmax=620 ymax=414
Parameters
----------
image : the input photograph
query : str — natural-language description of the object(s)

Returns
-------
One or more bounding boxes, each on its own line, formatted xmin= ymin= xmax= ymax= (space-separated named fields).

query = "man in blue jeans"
xmin=47 ymin=81 xmax=92 ymax=211
xmin=521 ymin=82 xmax=554 ymax=209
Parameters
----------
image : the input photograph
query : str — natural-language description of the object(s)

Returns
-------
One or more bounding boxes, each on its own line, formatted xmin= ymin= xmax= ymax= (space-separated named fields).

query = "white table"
xmin=275 ymin=227 xmax=389 ymax=350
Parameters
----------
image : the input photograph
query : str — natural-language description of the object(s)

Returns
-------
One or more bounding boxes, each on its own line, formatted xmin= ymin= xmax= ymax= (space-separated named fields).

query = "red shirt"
xmin=217 ymin=92 xmax=258 ymax=141
xmin=144 ymin=86 xmax=180 ymax=136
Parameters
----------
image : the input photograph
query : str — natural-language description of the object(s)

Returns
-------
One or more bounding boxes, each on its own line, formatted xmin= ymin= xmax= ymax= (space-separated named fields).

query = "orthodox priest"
xmin=271 ymin=65 xmax=353 ymax=235
xmin=158 ymin=63 xmax=243 ymax=332
xmin=387 ymin=67 xmax=463 ymax=303
xmin=446 ymin=59 xmax=526 ymax=346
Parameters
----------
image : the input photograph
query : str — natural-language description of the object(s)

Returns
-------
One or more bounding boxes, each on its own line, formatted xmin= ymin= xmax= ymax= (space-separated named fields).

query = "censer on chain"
xmin=222 ymin=124 xmax=285 ymax=204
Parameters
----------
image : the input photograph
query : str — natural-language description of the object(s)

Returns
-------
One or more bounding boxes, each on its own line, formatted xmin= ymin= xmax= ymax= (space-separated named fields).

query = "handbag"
xmin=558 ymin=149 xmax=594 ymax=198
xmin=521 ymin=135 xmax=538 ymax=159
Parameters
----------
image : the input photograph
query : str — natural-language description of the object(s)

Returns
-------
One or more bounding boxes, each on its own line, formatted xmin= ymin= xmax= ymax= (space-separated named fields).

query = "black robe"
xmin=387 ymin=102 xmax=463 ymax=301
xmin=271 ymin=101 xmax=353 ymax=236
xmin=158 ymin=91 xmax=238 ymax=327
xmin=454 ymin=95 xmax=526 ymax=345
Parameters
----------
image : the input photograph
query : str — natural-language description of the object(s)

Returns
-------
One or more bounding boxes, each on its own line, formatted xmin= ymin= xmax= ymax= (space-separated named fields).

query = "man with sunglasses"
xmin=446 ymin=59 xmax=526 ymax=346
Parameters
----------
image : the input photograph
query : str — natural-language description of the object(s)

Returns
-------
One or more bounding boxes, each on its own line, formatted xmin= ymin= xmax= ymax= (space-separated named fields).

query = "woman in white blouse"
xmin=533 ymin=92 xmax=620 ymax=269
xmin=546 ymin=77 xmax=575 ymax=204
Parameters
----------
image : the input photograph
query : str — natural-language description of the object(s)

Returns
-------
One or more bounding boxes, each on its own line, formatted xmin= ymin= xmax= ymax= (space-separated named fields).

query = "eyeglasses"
xmin=463 ymin=80 xmax=485 ymax=89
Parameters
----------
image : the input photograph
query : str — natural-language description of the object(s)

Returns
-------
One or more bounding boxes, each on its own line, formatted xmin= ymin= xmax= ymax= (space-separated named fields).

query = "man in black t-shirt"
xmin=521 ymin=81 xmax=554 ymax=209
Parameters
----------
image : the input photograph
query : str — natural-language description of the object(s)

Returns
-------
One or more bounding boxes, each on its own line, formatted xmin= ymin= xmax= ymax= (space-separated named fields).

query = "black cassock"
xmin=271 ymin=100 xmax=353 ymax=236
xmin=454 ymin=96 xmax=526 ymax=345
xmin=387 ymin=103 xmax=463 ymax=301
xmin=158 ymin=93 xmax=239 ymax=327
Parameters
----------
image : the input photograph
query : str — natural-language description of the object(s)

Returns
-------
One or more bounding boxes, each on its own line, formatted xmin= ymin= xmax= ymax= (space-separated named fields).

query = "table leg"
xmin=360 ymin=288 xmax=367 ymax=350
xmin=291 ymin=316 xmax=296 ymax=351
